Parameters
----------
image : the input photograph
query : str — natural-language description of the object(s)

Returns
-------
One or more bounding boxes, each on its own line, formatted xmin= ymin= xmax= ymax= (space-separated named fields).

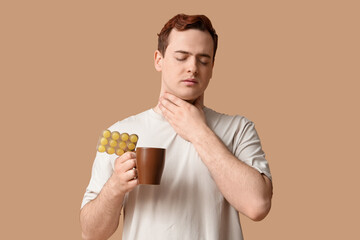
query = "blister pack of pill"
xmin=97 ymin=130 xmax=138 ymax=156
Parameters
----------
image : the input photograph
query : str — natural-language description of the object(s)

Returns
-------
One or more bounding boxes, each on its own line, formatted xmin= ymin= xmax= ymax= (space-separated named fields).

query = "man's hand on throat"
xmin=158 ymin=92 xmax=208 ymax=142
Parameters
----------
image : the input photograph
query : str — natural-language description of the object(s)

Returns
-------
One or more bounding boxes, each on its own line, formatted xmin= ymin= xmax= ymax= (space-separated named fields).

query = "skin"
xmin=80 ymin=152 xmax=138 ymax=240
xmin=154 ymin=29 xmax=214 ymax=102
xmin=154 ymin=29 xmax=272 ymax=220
xmin=80 ymin=28 xmax=273 ymax=240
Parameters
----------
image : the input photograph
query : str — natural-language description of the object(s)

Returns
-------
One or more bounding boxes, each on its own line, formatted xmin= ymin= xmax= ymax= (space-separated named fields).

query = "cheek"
xmin=169 ymin=61 xmax=182 ymax=71
xmin=166 ymin=64 xmax=182 ymax=77
xmin=162 ymin=66 xmax=178 ymax=83
xmin=203 ymin=68 xmax=213 ymax=79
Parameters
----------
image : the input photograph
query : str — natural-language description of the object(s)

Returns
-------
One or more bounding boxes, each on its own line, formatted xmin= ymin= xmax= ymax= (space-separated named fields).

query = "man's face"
xmin=155 ymin=29 xmax=214 ymax=102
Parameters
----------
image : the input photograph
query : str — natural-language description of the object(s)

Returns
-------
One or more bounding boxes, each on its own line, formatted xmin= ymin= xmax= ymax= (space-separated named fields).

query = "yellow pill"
xmin=121 ymin=133 xmax=129 ymax=141
xmin=103 ymin=130 xmax=111 ymax=138
xmin=129 ymin=134 xmax=138 ymax=143
xmin=107 ymin=147 xmax=115 ymax=154
xmin=119 ymin=141 xmax=127 ymax=150
xmin=116 ymin=149 xmax=125 ymax=156
xmin=112 ymin=131 xmax=120 ymax=140
xmin=127 ymin=142 xmax=135 ymax=151
xmin=100 ymin=137 xmax=108 ymax=145
xmin=98 ymin=145 xmax=106 ymax=152
xmin=109 ymin=139 xmax=117 ymax=147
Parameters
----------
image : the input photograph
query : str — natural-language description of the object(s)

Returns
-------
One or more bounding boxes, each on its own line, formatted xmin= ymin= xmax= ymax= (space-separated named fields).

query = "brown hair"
xmin=157 ymin=14 xmax=218 ymax=60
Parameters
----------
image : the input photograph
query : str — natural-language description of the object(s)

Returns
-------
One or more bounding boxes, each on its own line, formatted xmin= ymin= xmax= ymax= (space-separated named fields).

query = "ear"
xmin=154 ymin=50 xmax=163 ymax=72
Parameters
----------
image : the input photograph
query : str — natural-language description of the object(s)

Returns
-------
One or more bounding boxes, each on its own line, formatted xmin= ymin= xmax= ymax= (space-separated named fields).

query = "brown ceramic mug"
xmin=136 ymin=147 xmax=166 ymax=185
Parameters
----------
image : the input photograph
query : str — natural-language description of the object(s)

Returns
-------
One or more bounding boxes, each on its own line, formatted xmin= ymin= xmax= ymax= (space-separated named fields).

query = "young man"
xmin=80 ymin=14 xmax=272 ymax=240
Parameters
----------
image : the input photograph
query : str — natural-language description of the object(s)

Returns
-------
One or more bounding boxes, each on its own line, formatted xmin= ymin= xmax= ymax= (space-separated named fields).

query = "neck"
xmin=153 ymin=95 xmax=204 ymax=115
xmin=153 ymin=103 xmax=162 ymax=114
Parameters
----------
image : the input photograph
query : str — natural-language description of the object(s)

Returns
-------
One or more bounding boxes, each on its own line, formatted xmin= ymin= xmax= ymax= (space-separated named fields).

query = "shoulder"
xmin=106 ymin=109 xmax=152 ymax=132
xmin=204 ymin=107 xmax=253 ymax=130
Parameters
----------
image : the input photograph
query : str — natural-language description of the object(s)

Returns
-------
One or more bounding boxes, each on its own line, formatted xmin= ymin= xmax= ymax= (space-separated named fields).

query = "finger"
xmin=159 ymin=97 xmax=177 ymax=114
xmin=114 ymin=160 xmax=136 ymax=177
xmin=159 ymin=101 xmax=176 ymax=123
xmin=116 ymin=151 xmax=136 ymax=164
xmin=123 ymin=167 xmax=137 ymax=181
xmin=127 ymin=178 xmax=138 ymax=188
xmin=121 ymin=159 xmax=137 ymax=172
xmin=163 ymin=92 xmax=187 ymax=107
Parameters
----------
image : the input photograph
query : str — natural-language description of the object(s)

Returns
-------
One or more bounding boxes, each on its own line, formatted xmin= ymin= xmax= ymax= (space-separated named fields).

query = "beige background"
xmin=1 ymin=0 xmax=359 ymax=239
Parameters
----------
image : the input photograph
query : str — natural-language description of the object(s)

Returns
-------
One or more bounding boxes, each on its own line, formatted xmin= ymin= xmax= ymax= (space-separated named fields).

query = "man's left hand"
xmin=158 ymin=92 xmax=208 ymax=142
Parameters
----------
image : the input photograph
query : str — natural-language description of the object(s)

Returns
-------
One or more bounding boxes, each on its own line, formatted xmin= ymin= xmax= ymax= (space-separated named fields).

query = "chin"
xmin=165 ymin=87 xmax=202 ymax=102
xmin=177 ymin=93 xmax=198 ymax=102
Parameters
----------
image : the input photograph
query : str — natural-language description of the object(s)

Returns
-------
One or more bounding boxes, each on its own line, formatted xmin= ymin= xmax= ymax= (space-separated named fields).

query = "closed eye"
xmin=176 ymin=57 xmax=186 ymax=61
xmin=199 ymin=60 xmax=209 ymax=65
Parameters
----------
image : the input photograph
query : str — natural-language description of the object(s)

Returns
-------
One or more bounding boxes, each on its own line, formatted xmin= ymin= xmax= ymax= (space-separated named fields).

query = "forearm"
xmin=157 ymin=93 xmax=272 ymax=220
xmin=80 ymin=174 xmax=125 ymax=240
xmin=192 ymin=126 xmax=272 ymax=221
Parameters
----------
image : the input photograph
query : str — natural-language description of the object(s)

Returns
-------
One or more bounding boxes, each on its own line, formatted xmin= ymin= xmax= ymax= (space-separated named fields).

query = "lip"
xmin=181 ymin=79 xmax=198 ymax=84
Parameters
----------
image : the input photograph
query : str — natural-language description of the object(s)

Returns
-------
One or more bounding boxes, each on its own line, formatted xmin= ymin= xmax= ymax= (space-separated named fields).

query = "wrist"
xmin=191 ymin=124 xmax=213 ymax=145
xmin=105 ymin=174 xmax=125 ymax=200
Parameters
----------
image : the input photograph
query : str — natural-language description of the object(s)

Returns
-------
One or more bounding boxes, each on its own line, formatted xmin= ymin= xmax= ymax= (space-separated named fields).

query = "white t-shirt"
xmin=81 ymin=107 xmax=271 ymax=240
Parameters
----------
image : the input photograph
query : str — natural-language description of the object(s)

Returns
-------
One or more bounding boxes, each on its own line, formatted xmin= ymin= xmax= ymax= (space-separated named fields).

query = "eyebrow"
xmin=174 ymin=50 xmax=211 ymax=59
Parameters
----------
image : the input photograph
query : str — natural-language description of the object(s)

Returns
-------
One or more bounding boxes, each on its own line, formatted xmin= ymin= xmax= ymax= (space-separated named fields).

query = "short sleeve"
xmin=80 ymin=150 xmax=117 ymax=209
xmin=234 ymin=119 xmax=272 ymax=180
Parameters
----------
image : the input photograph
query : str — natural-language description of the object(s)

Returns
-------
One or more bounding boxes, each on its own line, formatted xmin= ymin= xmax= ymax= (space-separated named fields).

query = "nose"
xmin=187 ymin=57 xmax=198 ymax=75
